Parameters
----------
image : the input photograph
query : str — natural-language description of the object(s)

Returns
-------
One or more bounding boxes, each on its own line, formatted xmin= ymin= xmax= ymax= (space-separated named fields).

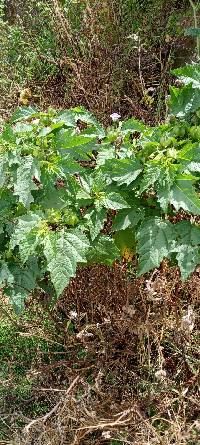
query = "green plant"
xmin=0 ymin=0 xmax=60 ymax=100
xmin=2 ymin=65 xmax=200 ymax=312
xmin=0 ymin=320 xmax=48 ymax=401
xmin=186 ymin=0 xmax=200 ymax=58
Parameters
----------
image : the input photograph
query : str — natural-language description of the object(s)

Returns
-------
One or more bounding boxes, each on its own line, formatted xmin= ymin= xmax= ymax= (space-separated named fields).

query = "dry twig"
xmin=23 ymin=376 xmax=79 ymax=434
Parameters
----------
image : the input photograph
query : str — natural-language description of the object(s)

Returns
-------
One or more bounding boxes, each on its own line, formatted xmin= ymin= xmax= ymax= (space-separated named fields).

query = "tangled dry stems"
xmin=7 ymin=263 xmax=198 ymax=445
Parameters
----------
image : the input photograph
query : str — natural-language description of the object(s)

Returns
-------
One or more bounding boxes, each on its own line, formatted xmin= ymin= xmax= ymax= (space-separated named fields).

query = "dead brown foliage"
xmin=11 ymin=262 xmax=199 ymax=445
xmin=1 ymin=0 xmax=194 ymax=125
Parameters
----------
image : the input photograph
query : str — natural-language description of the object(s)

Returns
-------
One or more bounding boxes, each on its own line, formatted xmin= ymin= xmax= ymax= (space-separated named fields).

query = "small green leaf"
xmin=6 ymin=262 xmax=39 ymax=314
xmin=1 ymin=125 xmax=16 ymax=143
xmin=8 ymin=291 xmax=27 ymax=314
xmin=37 ymin=126 xmax=52 ymax=137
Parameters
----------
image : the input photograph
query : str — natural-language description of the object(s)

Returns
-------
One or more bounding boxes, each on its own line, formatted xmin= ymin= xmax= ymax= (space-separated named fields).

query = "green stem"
xmin=189 ymin=0 xmax=200 ymax=59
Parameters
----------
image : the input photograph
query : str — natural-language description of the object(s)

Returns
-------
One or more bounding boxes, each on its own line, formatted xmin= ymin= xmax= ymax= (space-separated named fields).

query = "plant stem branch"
xmin=24 ymin=375 xmax=80 ymax=433
xmin=189 ymin=0 xmax=200 ymax=58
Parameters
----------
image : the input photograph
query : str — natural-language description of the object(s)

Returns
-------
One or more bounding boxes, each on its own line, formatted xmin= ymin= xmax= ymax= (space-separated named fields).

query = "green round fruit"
xmin=189 ymin=126 xmax=200 ymax=141
xmin=62 ymin=210 xmax=79 ymax=226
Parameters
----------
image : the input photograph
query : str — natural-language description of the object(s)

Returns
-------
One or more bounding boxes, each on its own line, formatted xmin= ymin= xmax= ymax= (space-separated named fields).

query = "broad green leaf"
xmin=136 ymin=217 xmax=175 ymax=275
xmin=84 ymin=208 xmax=107 ymax=240
xmin=112 ymin=208 xmax=144 ymax=231
xmin=169 ymin=84 xmax=200 ymax=118
xmin=56 ymin=154 xmax=85 ymax=176
xmin=172 ymin=64 xmax=200 ymax=88
xmin=96 ymin=146 xmax=116 ymax=166
xmin=56 ymin=107 xmax=105 ymax=137
xmin=76 ymin=189 xmax=92 ymax=203
xmin=10 ymin=212 xmax=44 ymax=262
xmin=92 ymin=171 xmax=110 ymax=193
xmin=35 ymin=174 xmax=74 ymax=209
xmin=175 ymin=220 xmax=200 ymax=245
xmin=140 ymin=163 xmax=161 ymax=193
xmin=87 ymin=235 xmax=120 ymax=265
xmin=13 ymin=123 xmax=33 ymax=134
xmin=178 ymin=142 xmax=200 ymax=161
xmin=8 ymin=291 xmax=27 ymax=314
xmin=168 ymin=179 xmax=200 ymax=215
xmin=156 ymin=166 xmax=179 ymax=211
xmin=37 ymin=126 xmax=52 ymax=137
xmin=184 ymin=161 xmax=200 ymax=172
xmin=114 ymin=228 xmax=136 ymax=260
xmin=103 ymin=158 xmax=142 ymax=186
xmin=14 ymin=155 xmax=41 ymax=208
xmin=55 ymin=110 xmax=77 ymax=127
xmin=8 ymin=150 xmax=22 ymax=167
xmin=71 ymin=106 xmax=105 ymax=138
xmin=0 ymin=262 xmax=14 ymax=285
xmin=19 ymin=231 xmax=40 ymax=263
xmin=141 ymin=163 xmax=178 ymax=211
xmin=1 ymin=124 xmax=16 ymax=143
xmin=43 ymin=229 xmax=90 ymax=296
xmin=175 ymin=245 xmax=200 ymax=280
xmin=0 ymin=153 xmax=8 ymax=188
xmin=76 ymin=174 xmax=93 ymax=205
xmin=121 ymin=118 xmax=146 ymax=134
xmin=102 ymin=192 xmax=130 ymax=210
xmin=54 ymin=128 xmax=98 ymax=151
xmin=6 ymin=262 xmax=39 ymax=314
xmin=10 ymin=106 xmax=38 ymax=123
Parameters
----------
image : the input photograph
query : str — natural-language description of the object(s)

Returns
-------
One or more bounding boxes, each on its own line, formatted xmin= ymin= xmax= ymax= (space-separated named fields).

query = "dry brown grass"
xmin=1 ymin=0 xmax=190 ymax=125
xmin=4 ymin=262 xmax=198 ymax=445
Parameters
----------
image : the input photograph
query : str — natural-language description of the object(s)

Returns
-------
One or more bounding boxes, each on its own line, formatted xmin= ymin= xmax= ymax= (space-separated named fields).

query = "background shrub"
xmin=0 ymin=0 xmax=194 ymax=123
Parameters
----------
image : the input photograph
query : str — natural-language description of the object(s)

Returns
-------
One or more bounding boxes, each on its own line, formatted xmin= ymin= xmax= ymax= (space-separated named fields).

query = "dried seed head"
xmin=181 ymin=306 xmax=195 ymax=333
